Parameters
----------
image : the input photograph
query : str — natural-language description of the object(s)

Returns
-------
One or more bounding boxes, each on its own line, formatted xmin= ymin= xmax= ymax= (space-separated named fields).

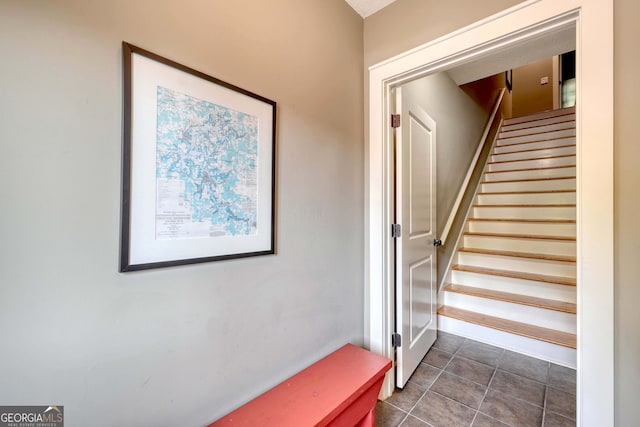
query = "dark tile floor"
xmin=376 ymin=332 xmax=576 ymax=427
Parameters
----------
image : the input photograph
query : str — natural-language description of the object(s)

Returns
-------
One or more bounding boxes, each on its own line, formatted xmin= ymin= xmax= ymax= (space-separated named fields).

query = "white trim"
xmin=365 ymin=0 xmax=613 ymax=425
xmin=438 ymin=315 xmax=577 ymax=367
xmin=439 ymin=88 xmax=505 ymax=245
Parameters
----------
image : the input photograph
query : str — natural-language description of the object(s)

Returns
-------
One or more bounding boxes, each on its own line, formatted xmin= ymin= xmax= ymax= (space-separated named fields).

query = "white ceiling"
xmin=344 ymin=0 xmax=397 ymax=17
xmin=446 ymin=24 xmax=576 ymax=85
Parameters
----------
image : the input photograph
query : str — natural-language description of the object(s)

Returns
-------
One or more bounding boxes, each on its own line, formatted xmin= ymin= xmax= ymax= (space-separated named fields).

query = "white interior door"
xmin=394 ymin=87 xmax=438 ymax=388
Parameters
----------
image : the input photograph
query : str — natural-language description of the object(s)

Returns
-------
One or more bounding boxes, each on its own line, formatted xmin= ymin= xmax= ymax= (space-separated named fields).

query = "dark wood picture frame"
xmin=120 ymin=42 xmax=276 ymax=272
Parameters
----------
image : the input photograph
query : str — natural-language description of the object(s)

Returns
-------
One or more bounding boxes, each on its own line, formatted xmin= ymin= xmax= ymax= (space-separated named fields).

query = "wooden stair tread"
xmin=499 ymin=119 xmax=576 ymax=135
xmin=488 ymin=154 xmax=575 ymax=165
xmin=464 ymin=231 xmax=576 ymax=241
xmin=481 ymin=176 xmax=575 ymax=184
xmin=492 ymin=143 xmax=575 ymax=156
xmin=473 ymin=203 xmax=576 ymax=207
xmin=503 ymin=108 xmax=576 ymax=126
xmin=485 ymin=164 xmax=575 ymax=174
xmin=478 ymin=189 xmax=576 ymax=195
xmin=452 ymin=265 xmax=576 ymax=286
xmin=458 ymin=247 xmax=576 ymax=262
xmin=444 ymin=284 xmax=577 ymax=313
xmin=437 ymin=306 xmax=577 ymax=348
xmin=498 ymin=128 xmax=576 ymax=141
xmin=440 ymin=108 xmax=578 ymax=353
xmin=468 ymin=218 xmax=576 ymax=223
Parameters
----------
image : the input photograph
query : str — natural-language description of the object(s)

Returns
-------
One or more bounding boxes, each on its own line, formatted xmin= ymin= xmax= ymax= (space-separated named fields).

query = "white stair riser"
xmin=501 ymin=117 xmax=577 ymax=134
xmin=502 ymin=113 xmax=575 ymax=129
xmin=499 ymin=121 xmax=576 ymax=138
xmin=449 ymin=270 xmax=576 ymax=302
xmin=491 ymin=145 xmax=576 ymax=162
xmin=440 ymin=108 xmax=579 ymax=367
xmin=476 ymin=192 xmax=576 ymax=204
xmin=497 ymin=128 xmax=575 ymax=145
xmin=487 ymin=156 xmax=575 ymax=172
xmin=438 ymin=316 xmax=576 ymax=368
xmin=443 ymin=292 xmax=576 ymax=333
xmin=481 ymin=178 xmax=576 ymax=193
xmin=473 ymin=206 xmax=575 ymax=220
xmin=457 ymin=252 xmax=576 ymax=278
xmin=495 ymin=138 xmax=575 ymax=154
xmin=463 ymin=235 xmax=576 ymax=256
xmin=504 ymin=108 xmax=575 ymax=126
xmin=484 ymin=167 xmax=576 ymax=182
xmin=467 ymin=220 xmax=576 ymax=236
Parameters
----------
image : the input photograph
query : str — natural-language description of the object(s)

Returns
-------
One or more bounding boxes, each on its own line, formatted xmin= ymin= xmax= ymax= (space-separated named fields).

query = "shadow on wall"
xmin=400 ymin=71 xmax=500 ymax=284
xmin=460 ymin=72 xmax=513 ymax=119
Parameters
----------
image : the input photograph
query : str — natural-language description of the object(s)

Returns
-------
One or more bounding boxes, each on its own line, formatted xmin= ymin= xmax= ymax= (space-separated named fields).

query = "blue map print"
xmin=155 ymin=86 xmax=258 ymax=240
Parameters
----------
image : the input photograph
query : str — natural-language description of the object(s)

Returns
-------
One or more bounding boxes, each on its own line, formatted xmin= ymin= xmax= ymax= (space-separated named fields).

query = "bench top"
xmin=209 ymin=344 xmax=392 ymax=427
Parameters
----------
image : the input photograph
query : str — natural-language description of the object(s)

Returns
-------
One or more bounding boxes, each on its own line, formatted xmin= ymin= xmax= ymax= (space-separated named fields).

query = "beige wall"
xmin=0 ymin=1 xmax=363 ymax=425
xmin=460 ymin=72 xmax=513 ymax=118
xmin=614 ymin=0 xmax=640 ymax=425
xmin=1 ymin=0 xmax=637 ymax=425
xmin=402 ymin=73 xmax=488 ymax=281
xmin=403 ymin=73 xmax=487 ymax=241
xmin=511 ymin=57 xmax=555 ymax=116
xmin=364 ymin=0 xmax=640 ymax=425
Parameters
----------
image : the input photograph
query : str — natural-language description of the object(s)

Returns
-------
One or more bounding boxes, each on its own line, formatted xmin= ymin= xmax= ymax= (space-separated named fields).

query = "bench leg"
xmin=355 ymin=407 xmax=375 ymax=427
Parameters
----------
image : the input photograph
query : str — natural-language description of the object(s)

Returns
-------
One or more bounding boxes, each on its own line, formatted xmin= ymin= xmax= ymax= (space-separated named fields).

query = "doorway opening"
xmin=388 ymin=22 xmax=578 ymax=387
xmin=366 ymin=1 xmax=614 ymax=425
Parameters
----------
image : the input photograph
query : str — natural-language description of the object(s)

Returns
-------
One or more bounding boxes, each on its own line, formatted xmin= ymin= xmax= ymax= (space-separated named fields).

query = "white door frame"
xmin=365 ymin=0 xmax=613 ymax=425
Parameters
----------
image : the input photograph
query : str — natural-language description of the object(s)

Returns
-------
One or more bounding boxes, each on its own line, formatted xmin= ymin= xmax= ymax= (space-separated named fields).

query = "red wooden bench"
xmin=208 ymin=344 xmax=392 ymax=427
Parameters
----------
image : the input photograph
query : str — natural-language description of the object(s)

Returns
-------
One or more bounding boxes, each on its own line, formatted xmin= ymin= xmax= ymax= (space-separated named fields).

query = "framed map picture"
xmin=120 ymin=42 xmax=276 ymax=272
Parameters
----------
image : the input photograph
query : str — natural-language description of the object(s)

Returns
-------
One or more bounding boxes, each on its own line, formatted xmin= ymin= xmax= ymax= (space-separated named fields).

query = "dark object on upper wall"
xmin=505 ymin=69 xmax=513 ymax=92
xmin=561 ymin=50 xmax=576 ymax=81
xmin=120 ymin=42 xmax=277 ymax=272
xmin=560 ymin=50 xmax=576 ymax=108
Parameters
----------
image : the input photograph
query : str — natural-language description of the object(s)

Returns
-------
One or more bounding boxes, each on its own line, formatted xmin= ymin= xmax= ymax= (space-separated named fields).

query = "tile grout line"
xmin=542 ymin=384 xmax=549 ymax=426
xmin=415 ymin=337 xmax=503 ymax=426
xmin=397 ymin=334 xmax=575 ymax=427
xmin=480 ymin=356 xmax=551 ymax=411
xmin=423 ymin=388 xmax=488 ymax=423
xmin=382 ymin=402 xmax=435 ymax=427
xmin=429 ymin=336 xmax=508 ymax=425
xmin=488 ymin=371 xmax=548 ymax=409
xmin=396 ymin=411 xmax=411 ymax=427
xmin=403 ymin=335 xmax=469 ymax=426
xmin=477 ymin=387 xmax=548 ymax=427
xmin=402 ymin=374 xmax=434 ymax=420
xmin=545 ymin=409 xmax=577 ymax=422
xmin=381 ymin=400 xmax=409 ymax=413
xmin=433 ymin=366 xmax=495 ymax=389
xmin=542 ymin=360 xmax=550 ymax=427
xmin=412 ymin=337 xmax=575 ymax=427
xmin=382 ymin=335 xmax=460 ymax=426
xmin=380 ymin=400 xmax=435 ymax=427
xmin=402 ymin=363 xmax=444 ymax=421
xmin=469 ymin=348 xmax=504 ymax=427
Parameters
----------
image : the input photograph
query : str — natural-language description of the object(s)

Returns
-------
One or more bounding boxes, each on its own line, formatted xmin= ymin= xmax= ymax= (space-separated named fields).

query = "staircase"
xmin=438 ymin=107 xmax=577 ymax=367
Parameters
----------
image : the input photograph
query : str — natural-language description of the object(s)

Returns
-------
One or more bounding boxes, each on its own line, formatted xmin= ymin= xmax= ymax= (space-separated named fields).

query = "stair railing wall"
xmin=436 ymin=88 xmax=506 ymax=290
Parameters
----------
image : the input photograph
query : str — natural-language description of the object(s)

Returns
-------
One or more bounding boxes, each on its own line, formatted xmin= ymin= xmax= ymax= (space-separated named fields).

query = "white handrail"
xmin=439 ymin=88 xmax=506 ymax=246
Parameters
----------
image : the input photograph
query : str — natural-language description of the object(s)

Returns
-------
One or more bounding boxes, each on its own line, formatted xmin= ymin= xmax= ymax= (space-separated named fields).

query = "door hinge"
xmin=392 ymin=333 xmax=402 ymax=348
xmin=391 ymin=223 xmax=402 ymax=238
xmin=391 ymin=114 xmax=401 ymax=128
